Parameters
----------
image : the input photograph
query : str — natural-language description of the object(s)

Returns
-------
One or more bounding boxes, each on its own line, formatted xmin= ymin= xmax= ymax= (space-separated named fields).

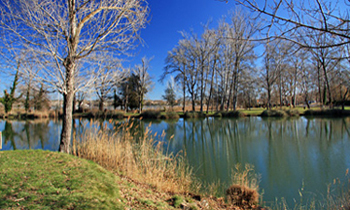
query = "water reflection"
xmin=147 ymin=117 xmax=350 ymax=205
xmin=0 ymin=120 xmax=61 ymax=151
xmin=1 ymin=117 xmax=349 ymax=206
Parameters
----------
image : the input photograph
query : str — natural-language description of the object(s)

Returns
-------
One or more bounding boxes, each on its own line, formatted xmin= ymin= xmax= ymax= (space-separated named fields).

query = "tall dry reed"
xmin=73 ymin=119 xmax=193 ymax=194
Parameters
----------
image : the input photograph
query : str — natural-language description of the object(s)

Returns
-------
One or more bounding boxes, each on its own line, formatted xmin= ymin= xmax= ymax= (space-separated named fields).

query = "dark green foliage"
xmin=260 ymin=110 xmax=288 ymax=117
xmin=304 ymin=109 xmax=350 ymax=117
xmin=183 ymin=111 xmax=206 ymax=119
xmin=0 ymin=70 xmax=20 ymax=113
xmin=119 ymin=74 xmax=142 ymax=110
xmin=164 ymin=112 xmax=180 ymax=119
xmin=141 ymin=110 xmax=180 ymax=120
xmin=113 ymin=89 xmax=122 ymax=109
xmin=141 ymin=110 xmax=162 ymax=119
xmin=214 ymin=112 xmax=222 ymax=117
xmin=285 ymin=109 xmax=300 ymax=117
xmin=220 ymin=111 xmax=246 ymax=118
xmin=162 ymin=85 xmax=176 ymax=108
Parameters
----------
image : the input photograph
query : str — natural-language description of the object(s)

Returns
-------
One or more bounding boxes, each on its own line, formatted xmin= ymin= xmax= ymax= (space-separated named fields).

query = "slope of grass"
xmin=0 ymin=150 xmax=124 ymax=209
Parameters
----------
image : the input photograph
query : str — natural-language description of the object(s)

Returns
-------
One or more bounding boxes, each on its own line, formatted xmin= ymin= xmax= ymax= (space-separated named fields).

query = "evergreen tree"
xmin=162 ymin=82 xmax=177 ymax=108
xmin=0 ymin=69 xmax=20 ymax=113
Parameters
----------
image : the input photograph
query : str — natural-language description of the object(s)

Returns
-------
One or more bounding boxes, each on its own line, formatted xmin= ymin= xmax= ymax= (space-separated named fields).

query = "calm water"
xmin=1 ymin=117 xmax=350 ymax=206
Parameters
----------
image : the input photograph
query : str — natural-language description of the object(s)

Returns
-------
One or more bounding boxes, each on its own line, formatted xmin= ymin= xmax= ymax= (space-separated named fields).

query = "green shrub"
xmin=214 ymin=112 xmax=222 ymax=117
xmin=165 ymin=112 xmax=180 ymax=119
xmin=285 ymin=109 xmax=300 ymax=117
xmin=221 ymin=111 xmax=245 ymax=118
xmin=184 ymin=111 xmax=206 ymax=119
xmin=260 ymin=110 xmax=288 ymax=117
xmin=304 ymin=109 xmax=350 ymax=117
xmin=141 ymin=110 xmax=162 ymax=119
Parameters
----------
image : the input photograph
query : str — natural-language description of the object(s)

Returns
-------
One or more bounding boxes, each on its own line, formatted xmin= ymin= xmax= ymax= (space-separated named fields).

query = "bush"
xmin=285 ymin=109 xmax=300 ymax=117
xmin=141 ymin=111 xmax=180 ymax=120
xmin=214 ymin=112 xmax=222 ymax=118
xmin=183 ymin=111 xmax=206 ymax=119
xmin=141 ymin=110 xmax=162 ymax=119
xmin=226 ymin=164 xmax=260 ymax=208
xmin=226 ymin=184 xmax=259 ymax=207
xmin=304 ymin=109 xmax=350 ymax=117
xmin=164 ymin=112 xmax=180 ymax=120
xmin=260 ymin=110 xmax=288 ymax=117
xmin=221 ymin=111 xmax=245 ymax=118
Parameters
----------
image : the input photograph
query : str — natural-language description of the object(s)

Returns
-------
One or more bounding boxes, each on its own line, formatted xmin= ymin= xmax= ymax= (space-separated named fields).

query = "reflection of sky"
xmin=1 ymin=117 xmax=350 ymax=207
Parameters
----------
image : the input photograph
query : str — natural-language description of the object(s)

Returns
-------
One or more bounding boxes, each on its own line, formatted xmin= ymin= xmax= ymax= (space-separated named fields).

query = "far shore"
xmin=0 ymin=106 xmax=350 ymax=120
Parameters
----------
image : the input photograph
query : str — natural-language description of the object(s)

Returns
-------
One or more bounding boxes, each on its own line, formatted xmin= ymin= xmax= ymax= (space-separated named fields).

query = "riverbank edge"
xmin=1 ymin=108 xmax=350 ymax=120
xmin=0 ymin=150 xmax=263 ymax=210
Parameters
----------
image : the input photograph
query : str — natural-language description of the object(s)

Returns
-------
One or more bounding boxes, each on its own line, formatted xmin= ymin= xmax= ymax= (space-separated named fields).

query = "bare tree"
xmin=162 ymin=40 xmax=189 ymax=112
xmin=221 ymin=9 xmax=257 ymax=110
xmin=93 ymin=54 xmax=126 ymax=111
xmin=0 ymin=0 xmax=149 ymax=153
xmin=231 ymin=0 xmax=349 ymax=48
xmin=260 ymin=40 xmax=287 ymax=109
xmin=133 ymin=57 xmax=153 ymax=113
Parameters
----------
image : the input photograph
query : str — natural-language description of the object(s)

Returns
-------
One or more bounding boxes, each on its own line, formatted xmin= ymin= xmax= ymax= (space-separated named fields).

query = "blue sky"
xmin=129 ymin=0 xmax=237 ymax=100
xmin=0 ymin=0 xmax=236 ymax=101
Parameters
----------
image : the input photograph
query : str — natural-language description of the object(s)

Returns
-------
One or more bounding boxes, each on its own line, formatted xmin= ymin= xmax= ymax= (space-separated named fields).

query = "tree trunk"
xmin=191 ymin=91 xmax=195 ymax=111
xmin=200 ymin=67 xmax=204 ymax=112
xmin=267 ymin=84 xmax=271 ymax=110
xmin=182 ymin=80 xmax=186 ymax=112
xmin=99 ymin=97 xmax=104 ymax=111
xmin=59 ymin=0 xmax=77 ymax=154
xmin=59 ymin=68 xmax=74 ymax=153
xmin=125 ymin=83 xmax=129 ymax=113
xmin=232 ymin=72 xmax=238 ymax=111
xmin=139 ymin=94 xmax=143 ymax=113
xmin=279 ymin=74 xmax=283 ymax=109
xmin=206 ymin=64 xmax=216 ymax=114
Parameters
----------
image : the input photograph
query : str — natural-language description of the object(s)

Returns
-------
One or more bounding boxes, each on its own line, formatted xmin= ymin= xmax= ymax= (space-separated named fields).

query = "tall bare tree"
xmin=133 ymin=57 xmax=153 ymax=113
xmin=0 ymin=0 xmax=149 ymax=153
xmin=93 ymin=54 xmax=126 ymax=111
xmin=162 ymin=40 xmax=189 ymax=112
xmin=221 ymin=9 xmax=257 ymax=110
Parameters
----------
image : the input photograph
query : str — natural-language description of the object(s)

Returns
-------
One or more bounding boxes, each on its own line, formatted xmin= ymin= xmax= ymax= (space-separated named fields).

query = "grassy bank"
xmin=0 ymin=150 xmax=123 ymax=209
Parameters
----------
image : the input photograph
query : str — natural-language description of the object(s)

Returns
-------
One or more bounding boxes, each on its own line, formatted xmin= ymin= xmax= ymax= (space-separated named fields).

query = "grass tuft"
xmin=225 ymin=164 xmax=260 ymax=208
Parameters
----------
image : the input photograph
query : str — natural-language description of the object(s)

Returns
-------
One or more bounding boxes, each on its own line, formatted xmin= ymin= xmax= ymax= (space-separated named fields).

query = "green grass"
xmin=0 ymin=150 xmax=123 ymax=209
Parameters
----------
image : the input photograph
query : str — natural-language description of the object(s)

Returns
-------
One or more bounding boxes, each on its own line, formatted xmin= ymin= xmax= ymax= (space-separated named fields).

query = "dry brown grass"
xmin=73 ymin=119 xmax=193 ymax=194
xmin=225 ymin=164 xmax=261 ymax=208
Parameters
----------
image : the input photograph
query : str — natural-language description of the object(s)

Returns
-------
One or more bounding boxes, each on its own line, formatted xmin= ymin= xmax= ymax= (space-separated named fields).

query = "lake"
xmin=1 ymin=116 xmax=350 ymax=206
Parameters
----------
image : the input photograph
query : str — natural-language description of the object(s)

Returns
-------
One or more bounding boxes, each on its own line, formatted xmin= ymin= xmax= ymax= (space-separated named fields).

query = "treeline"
xmin=74 ymin=57 xmax=153 ymax=113
xmin=161 ymin=9 xmax=350 ymax=112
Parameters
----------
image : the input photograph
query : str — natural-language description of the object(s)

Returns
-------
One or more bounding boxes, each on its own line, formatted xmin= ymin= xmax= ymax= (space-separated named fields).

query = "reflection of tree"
xmin=3 ymin=121 xmax=18 ymax=150
xmin=18 ymin=120 xmax=51 ymax=149
xmin=2 ymin=120 xmax=51 ymax=150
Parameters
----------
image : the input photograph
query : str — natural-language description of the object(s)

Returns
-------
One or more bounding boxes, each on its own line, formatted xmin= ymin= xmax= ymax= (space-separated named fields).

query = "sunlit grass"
xmin=0 ymin=150 xmax=123 ymax=209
